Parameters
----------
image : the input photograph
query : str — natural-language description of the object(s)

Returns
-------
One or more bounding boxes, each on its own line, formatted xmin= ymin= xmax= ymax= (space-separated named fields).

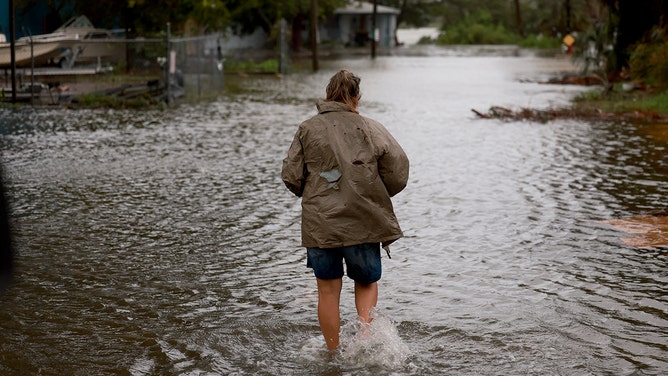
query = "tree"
xmin=225 ymin=0 xmax=346 ymax=51
xmin=382 ymin=0 xmax=435 ymax=45
xmin=603 ymin=0 xmax=668 ymax=71
xmin=424 ymin=0 xmax=601 ymax=39
xmin=121 ymin=0 xmax=229 ymax=35
xmin=383 ymin=0 xmax=433 ymax=28
xmin=513 ymin=0 xmax=523 ymax=37
xmin=73 ymin=1 xmax=127 ymax=29
xmin=16 ymin=0 xmax=71 ymax=32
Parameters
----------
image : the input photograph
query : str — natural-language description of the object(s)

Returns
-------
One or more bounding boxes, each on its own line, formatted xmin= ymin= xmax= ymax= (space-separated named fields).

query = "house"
xmin=320 ymin=1 xmax=400 ymax=48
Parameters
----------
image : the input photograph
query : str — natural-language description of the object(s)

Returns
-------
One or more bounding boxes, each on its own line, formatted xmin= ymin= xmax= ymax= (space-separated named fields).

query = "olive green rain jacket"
xmin=281 ymin=100 xmax=409 ymax=248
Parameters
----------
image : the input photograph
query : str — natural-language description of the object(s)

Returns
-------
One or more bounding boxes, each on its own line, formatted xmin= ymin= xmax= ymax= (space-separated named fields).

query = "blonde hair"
xmin=326 ymin=69 xmax=361 ymax=112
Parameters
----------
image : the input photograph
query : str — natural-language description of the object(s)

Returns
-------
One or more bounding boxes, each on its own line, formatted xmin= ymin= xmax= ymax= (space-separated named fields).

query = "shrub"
xmin=224 ymin=58 xmax=279 ymax=73
xmin=436 ymin=10 xmax=518 ymax=45
xmin=518 ymin=34 xmax=562 ymax=49
xmin=629 ymin=26 xmax=668 ymax=89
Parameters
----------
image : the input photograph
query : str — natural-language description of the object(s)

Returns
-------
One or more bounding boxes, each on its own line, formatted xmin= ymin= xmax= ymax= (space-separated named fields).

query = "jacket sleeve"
xmin=281 ymin=129 xmax=306 ymax=197
xmin=376 ymin=127 xmax=409 ymax=197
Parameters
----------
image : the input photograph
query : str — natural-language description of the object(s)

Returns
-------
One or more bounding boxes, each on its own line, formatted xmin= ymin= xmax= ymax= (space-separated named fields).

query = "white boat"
xmin=0 ymin=33 xmax=76 ymax=68
xmin=0 ymin=16 xmax=125 ymax=68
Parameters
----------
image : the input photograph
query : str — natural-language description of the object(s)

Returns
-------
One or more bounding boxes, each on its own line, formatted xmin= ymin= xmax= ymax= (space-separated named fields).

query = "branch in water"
xmin=471 ymin=106 xmax=667 ymax=123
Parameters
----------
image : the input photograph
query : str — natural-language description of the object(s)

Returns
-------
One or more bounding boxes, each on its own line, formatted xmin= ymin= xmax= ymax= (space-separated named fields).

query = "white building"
xmin=320 ymin=1 xmax=400 ymax=48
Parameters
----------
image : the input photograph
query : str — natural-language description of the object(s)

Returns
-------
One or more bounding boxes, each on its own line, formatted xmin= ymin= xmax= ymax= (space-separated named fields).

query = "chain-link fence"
xmin=170 ymin=34 xmax=225 ymax=99
xmin=125 ymin=32 xmax=226 ymax=103
xmin=2 ymin=31 xmax=228 ymax=105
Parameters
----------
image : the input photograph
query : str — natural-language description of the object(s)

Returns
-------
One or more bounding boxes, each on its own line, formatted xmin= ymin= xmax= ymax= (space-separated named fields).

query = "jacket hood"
xmin=316 ymin=100 xmax=356 ymax=114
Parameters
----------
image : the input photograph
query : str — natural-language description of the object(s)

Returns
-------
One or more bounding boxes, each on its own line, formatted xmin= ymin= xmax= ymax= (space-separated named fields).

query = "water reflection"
xmin=0 ymin=47 xmax=666 ymax=375
xmin=604 ymin=212 xmax=668 ymax=248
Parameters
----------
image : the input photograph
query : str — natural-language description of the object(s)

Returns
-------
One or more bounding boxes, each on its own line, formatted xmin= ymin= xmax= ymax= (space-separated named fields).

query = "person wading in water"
xmin=281 ymin=69 xmax=409 ymax=351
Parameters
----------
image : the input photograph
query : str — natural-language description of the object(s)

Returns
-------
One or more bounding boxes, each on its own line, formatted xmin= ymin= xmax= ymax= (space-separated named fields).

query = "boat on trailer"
xmin=0 ymin=15 xmax=124 ymax=68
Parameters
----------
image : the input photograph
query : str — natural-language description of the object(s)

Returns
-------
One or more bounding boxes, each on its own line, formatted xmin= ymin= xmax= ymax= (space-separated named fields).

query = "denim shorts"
xmin=306 ymin=243 xmax=381 ymax=284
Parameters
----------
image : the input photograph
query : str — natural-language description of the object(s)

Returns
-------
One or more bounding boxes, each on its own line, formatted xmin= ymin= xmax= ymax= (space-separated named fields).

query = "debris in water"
xmin=471 ymin=106 xmax=667 ymax=123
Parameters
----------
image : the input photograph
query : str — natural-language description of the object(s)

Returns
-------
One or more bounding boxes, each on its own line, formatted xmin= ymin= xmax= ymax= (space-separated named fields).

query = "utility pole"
xmin=280 ymin=18 xmax=287 ymax=75
xmin=165 ymin=22 xmax=171 ymax=106
xmin=9 ymin=0 xmax=16 ymax=103
xmin=310 ymin=0 xmax=318 ymax=72
xmin=566 ymin=0 xmax=571 ymax=34
xmin=514 ymin=0 xmax=524 ymax=37
xmin=371 ymin=0 xmax=377 ymax=59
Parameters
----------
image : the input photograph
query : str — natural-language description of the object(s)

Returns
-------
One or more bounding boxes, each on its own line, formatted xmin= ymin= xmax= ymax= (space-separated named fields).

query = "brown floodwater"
xmin=604 ymin=214 xmax=668 ymax=248
xmin=0 ymin=46 xmax=666 ymax=375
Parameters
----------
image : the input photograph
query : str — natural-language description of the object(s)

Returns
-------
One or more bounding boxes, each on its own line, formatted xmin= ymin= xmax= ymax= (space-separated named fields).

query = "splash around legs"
xmin=316 ymin=278 xmax=380 ymax=351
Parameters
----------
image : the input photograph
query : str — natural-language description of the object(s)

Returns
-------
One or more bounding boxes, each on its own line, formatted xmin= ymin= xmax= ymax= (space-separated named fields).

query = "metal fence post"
xmin=197 ymin=38 xmax=201 ymax=96
xmin=165 ymin=22 xmax=171 ymax=106
xmin=217 ymin=36 xmax=224 ymax=91
xmin=27 ymin=30 xmax=34 ymax=106
xmin=280 ymin=18 xmax=287 ymax=75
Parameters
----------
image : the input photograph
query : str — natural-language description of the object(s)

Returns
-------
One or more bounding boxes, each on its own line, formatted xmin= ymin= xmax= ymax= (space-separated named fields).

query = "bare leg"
xmin=316 ymin=277 xmax=343 ymax=350
xmin=354 ymin=281 xmax=378 ymax=324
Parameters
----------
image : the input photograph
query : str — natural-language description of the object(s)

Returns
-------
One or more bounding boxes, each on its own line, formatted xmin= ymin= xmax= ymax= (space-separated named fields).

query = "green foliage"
xmin=574 ymin=87 xmax=668 ymax=115
xmin=74 ymin=93 xmax=152 ymax=109
xmin=629 ymin=26 xmax=668 ymax=89
xmin=436 ymin=0 xmax=515 ymax=32
xmin=383 ymin=0 xmax=435 ymax=28
xmin=227 ymin=0 xmax=346 ymax=35
xmin=436 ymin=11 xmax=518 ymax=45
xmin=68 ymin=1 xmax=126 ymax=29
xmin=572 ymin=20 xmax=616 ymax=90
xmin=124 ymin=1 xmax=197 ymax=35
xmin=417 ymin=35 xmax=434 ymax=45
xmin=189 ymin=0 xmax=232 ymax=32
xmin=224 ymin=58 xmax=279 ymax=74
xmin=637 ymin=90 xmax=668 ymax=112
xmin=517 ymin=34 xmax=561 ymax=49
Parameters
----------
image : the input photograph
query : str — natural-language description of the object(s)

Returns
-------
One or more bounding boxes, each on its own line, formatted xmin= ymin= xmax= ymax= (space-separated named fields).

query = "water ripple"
xmin=1 ymin=52 xmax=666 ymax=375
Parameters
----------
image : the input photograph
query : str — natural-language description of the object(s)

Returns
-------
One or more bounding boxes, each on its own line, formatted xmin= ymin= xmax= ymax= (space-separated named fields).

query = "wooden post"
xmin=280 ymin=18 xmax=287 ymax=75
xmin=165 ymin=22 xmax=171 ymax=105
xmin=310 ymin=0 xmax=318 ymax=72
xmin=29 ymin=31 xmax=34 ymax=106
xmin=514 ymin=0 xmax=523 ymax=37
xmin=565 ymin=0 xmax=571 ymax=34
xmin=9 ymin=0 xmax=16 ymax=103
xmin=371 ymin=0 xmax=377 ymax=59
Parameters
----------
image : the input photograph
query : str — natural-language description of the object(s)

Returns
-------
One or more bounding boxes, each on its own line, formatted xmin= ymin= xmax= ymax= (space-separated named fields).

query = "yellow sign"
xmin=563 ymin=34 xmax=575 ymax=47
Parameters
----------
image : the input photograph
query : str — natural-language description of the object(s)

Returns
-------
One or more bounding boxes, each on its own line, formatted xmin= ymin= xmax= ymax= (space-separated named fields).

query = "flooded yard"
xmin=0 ymin=46 xmax=666 ymax=375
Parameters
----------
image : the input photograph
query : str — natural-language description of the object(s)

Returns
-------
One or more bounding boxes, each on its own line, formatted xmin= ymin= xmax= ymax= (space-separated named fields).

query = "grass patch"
xmin=573 ymin=87 xmax=668 ymax=115
xmin=437 ymin=22 xmax=517 ymax=45
xmin=517 ymin=34 xmax=562 ymax=49
xmin=435 ymin=11 xmax=518 ymax=45
xmin=224 ymin=58 xmax=279 ymax=74
xmin=629 ymin=26 xmax=668 ymax=89
xmin=73 ymin=93 xmax=156 ymax=109
xmin=432 ymin=12 xmax=561 ymax=48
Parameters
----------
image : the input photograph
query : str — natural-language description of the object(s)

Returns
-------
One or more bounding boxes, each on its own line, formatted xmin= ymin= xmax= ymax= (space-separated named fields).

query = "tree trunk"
xmin=291 ymin=13 xmax=304 ymax=52
xmin=614 ymin=0 xmax=667 ymax=70
xmin=514 ymin=0 xmax=524 ymax=37
xmin=310 ymin=0 xmax=318 ymax=72
xmin=565 ymin=0 xmax=571 ymax=33
xmin=371 ymin=0 xmax=377 ymax=58
xmin=394 ymin=0 xmax=408 ymax=46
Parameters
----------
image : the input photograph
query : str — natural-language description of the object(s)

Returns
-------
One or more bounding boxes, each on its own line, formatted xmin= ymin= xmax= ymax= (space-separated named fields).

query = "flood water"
xmin=0 ymin=46 xmax=666 ymax=375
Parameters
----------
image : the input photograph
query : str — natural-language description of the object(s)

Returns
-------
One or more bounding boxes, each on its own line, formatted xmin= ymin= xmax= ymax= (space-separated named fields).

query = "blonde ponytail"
xmin=325 ymin=69 xmax=361 ymax=112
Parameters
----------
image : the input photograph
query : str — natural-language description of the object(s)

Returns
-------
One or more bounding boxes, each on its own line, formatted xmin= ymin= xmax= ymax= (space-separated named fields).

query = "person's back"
xmin=281 ymin=69 xmax=409 ymax=351
xmin=283 ymin=99 xmax=407 ymax=248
